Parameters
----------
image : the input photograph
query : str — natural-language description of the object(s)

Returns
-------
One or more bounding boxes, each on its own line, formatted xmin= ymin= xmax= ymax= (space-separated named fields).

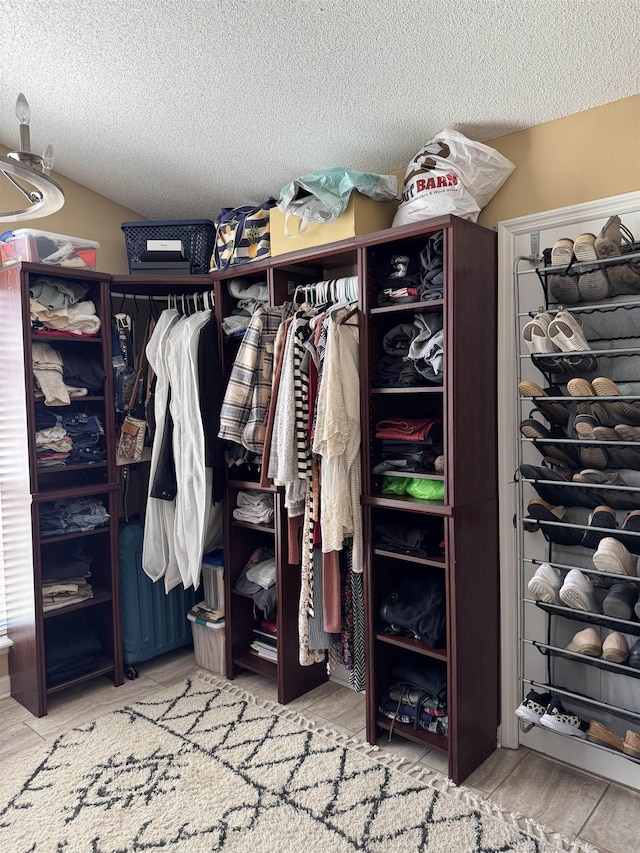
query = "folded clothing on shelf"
xmin=30 ymin=298 xmax=101 ymax=335
xmin=222 ymin=278 xmax=269 ymax=337
xmin=57 ymin=346 xmax=106 ymax=392
xmin=29 ymin=275 xmax=89 ymax=310
xmin=42 ymin=578 xmax=93 ymax=612
xmin=373 ymin=418 xmax=443 ymax=474
xmin=373 ymin=312 xmax=444 ymax=387
xmin=232 ymin=490 xmax=275 ymax=524
xmin=235 ymin=547 xmax=277 ymax=620
xmin=375 ymin=417 xmax=442 ymax=442
xmin=39 ymin=497 xmax=110 ymax=538
xmin=373 ymin=521 xmax=442 ymax=558
xmin=44 ymin=612 xmax=103 ymax=687
xmin=41 ymin=541 xmax=94 ymax=581
xmin=374 ymin=233 xmax=444 ymax=307
xmin=35 ymin=408 xmax=106 ymax=466
xmin=379 ymin=685 xmax=448 ymax=735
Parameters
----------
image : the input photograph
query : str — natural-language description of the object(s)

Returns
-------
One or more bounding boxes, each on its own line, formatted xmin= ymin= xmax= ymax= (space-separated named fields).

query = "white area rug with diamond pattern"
xmin=0 ymin=674 xmax=596 ymax=852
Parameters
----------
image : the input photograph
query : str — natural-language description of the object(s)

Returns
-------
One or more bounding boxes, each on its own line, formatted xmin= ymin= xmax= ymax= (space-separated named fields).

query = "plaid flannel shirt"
xmin=219 ymin=303 xmax=294 ymax=453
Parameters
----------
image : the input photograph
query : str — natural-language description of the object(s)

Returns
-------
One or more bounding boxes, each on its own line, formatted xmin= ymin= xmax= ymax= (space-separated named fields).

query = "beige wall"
xmin=1 ymin=144 xmax=145 ymax=274
xmin=0 ymin=653 xmax=8 ymax=682
xmin=478 ymin=94 xmax=640 ymax=228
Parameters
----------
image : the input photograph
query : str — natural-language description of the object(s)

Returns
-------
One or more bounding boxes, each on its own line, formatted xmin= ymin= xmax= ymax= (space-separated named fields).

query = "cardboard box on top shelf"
xmin=269 ymin=191 xmax=399 ymax=257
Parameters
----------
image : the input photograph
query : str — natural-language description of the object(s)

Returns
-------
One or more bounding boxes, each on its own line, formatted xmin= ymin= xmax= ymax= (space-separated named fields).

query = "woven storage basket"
xmin=121 ymin=219 xmax=215 ymax=274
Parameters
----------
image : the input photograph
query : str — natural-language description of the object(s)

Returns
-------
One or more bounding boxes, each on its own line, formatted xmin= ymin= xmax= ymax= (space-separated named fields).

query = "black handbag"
xmin=379 ymin=576 xmax=446 ymax=647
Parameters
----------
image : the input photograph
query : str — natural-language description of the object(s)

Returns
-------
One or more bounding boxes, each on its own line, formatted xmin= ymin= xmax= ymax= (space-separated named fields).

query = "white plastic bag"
xmin=393 ymin=128 xmax=515 ymax=227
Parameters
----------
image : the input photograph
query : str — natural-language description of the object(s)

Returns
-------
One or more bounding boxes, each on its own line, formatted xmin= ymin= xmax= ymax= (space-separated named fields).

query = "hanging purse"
xmin=117 ymin=317 xmax=154 ymax=463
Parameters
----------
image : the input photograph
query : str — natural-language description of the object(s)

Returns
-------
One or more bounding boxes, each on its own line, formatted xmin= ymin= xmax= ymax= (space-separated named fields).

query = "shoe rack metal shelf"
xmin=527 ymin=640 xmax=640 ymax=681
xmin=520 ymin=717 xmax=640 ymax=766
xmin=525 ymin=556 xmax=640 ymax=588
xmin=527 ymin=679 xmax=640 ymax=727
xmin=515 ymin=240 xmax=640 ymax=765
xmin=531 ymin=600 xmax=640 ymax=637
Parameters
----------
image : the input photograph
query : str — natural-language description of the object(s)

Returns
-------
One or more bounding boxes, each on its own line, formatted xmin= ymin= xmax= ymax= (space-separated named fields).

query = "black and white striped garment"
xmin=292 ymin=318 xmax=311 ymax=480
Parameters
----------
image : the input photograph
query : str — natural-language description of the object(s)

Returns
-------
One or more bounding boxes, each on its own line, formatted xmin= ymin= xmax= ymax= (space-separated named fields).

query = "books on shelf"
xmin=250 ymin=640 xmax=277 ymax=662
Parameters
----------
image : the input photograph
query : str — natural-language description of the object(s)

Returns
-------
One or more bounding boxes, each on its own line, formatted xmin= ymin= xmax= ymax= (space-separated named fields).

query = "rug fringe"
xmin=193 ymin=672 xmax=600 ymax=853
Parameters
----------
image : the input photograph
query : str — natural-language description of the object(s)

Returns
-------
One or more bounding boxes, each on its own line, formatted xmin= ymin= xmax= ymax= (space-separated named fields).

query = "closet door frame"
xmin=497 ymin=190 xmax=640 ymax=788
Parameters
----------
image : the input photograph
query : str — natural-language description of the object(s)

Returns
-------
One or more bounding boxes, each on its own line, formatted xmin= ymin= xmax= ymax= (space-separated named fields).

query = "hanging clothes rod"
xmin=111 ymin=290 xmax=215 ymax=311
xmin=292 ymin=275 xmax=359 ymax=305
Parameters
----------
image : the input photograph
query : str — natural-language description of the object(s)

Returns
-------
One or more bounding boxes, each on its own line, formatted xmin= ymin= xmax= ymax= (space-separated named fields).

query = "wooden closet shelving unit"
xmin=358 ymin=215 xmax=499 ymax=784
xmin=0 ymin=262 xmax=123 ymax=717
xmin=211 ymin=258 xmax=332 ymax=704
xmin=210 ymin=216 xmax=499 ymax=781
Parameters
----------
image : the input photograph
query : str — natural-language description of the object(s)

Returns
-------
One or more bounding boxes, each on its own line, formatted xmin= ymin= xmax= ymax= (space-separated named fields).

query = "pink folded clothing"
xmin=375 ymin=417 xmax=441 ymax=442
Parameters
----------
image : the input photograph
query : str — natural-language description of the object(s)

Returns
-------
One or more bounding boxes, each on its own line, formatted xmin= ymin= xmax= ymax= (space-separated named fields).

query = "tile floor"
xmin=1 ymin=648 xmax=638 ymax=853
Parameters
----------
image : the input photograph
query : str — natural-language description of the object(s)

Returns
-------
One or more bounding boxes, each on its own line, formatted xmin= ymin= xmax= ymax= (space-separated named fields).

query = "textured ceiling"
xmin=1 ymin=0 xmax=639 ymax=221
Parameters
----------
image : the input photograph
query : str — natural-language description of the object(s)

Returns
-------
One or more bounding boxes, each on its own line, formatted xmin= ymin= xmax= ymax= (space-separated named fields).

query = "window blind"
xmin=0 ymin=284 xmax=34 ymax=637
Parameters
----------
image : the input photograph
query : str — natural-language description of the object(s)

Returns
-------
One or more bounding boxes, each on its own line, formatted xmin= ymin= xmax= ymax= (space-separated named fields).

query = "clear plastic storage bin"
xmin=187 ymin=608 xmax=226 ymax=675
xmin=0 ymin=228 xmax=100 ymax=270
xmin=202 ymin=550 xmax=224 ymax=613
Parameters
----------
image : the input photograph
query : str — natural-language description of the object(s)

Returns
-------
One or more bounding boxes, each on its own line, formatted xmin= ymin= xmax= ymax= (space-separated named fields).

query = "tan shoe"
xmin=566 ymin=627 xmax=602 ymax=656
xmin=592 ymin=537 xmax=638 ymax=577
xmin=594 ymin=216 xmax=640 ymax=295
xmin=602 ymin=632 xmax=629 ymax=663
xmin=574 ymin=233 xmax=612 ymax=301
xmin=623 ymin=729 xmax=640 ymax=758
xmin=587 ymin=720 xmax=624 ymax=751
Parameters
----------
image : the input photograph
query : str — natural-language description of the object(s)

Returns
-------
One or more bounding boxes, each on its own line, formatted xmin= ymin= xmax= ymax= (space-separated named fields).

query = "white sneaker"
xmin=559 ymin=569 xmax=599 ymax=612
xmin=515 ymin=689 xmax=552 ymax=724
xmin=522 ymin=310 xmax=555 ymax=354
xmin=527 ymin=563 xmax=562 ymax=604
xmin=540 ymin=698 xmax=589 ymax=739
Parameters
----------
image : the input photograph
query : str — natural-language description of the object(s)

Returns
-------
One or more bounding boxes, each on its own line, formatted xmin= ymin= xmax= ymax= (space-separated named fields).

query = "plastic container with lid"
xmin=187 ymin=606 xmax=226 ymax=675
xmin=202 ymin=549 xmax=224 ymax=613
xmin=0 ymin=228 xmax=100 ymax=270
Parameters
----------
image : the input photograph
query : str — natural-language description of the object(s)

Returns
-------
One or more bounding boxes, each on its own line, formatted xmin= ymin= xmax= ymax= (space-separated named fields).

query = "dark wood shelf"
xmin=362 ymin=494 xmax=451 ymax=515
xmin=376 ymin=470 xmax=444 ymax=480
xmin=373 ymin=548 xmax=446 ymax=569
xmin=230 ymin=519 xmax=275 ymax=533
xmin=370 ymin=299 xmax=444 ymax=315
xmin=38 ymin=461 xmax=108 ymax=475
xmin=35 ymin=395 xmax=105 ymax=403
xmin=39 ymin=525 xmax=110 ymax=545
xmin=370 ymin=386 xmax=443 ymax=395
xmin=227 ymin=479 xmax=277 ymax=493
xmin=43 ymin=586 xmax=112 ymax=619
xmin=46 ymin=659 xmax=116 ymax=695
xmin=31 ymin=332 xmax=102 ymax=344
xmin=234 ymin=650 xmax=278 ymax=679
xmin=374 ymin=631 xmax=447 ymax=661
xmin=32 ymin=482 xmax=119 ymax=502
xmin=375 ymin=715 xmax=448 ymax=752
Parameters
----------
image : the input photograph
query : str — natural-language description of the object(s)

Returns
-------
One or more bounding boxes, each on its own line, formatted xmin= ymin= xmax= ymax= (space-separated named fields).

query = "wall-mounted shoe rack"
xmin=515 ymin=227 xmax=640 ymax=777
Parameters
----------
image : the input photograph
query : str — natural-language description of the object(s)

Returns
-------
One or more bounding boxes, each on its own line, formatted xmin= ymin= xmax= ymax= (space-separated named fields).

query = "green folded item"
xmin=381 ymin=476 xmax=410 ymax=495
xmin=406 ymin=478 xmax=445 ymax=501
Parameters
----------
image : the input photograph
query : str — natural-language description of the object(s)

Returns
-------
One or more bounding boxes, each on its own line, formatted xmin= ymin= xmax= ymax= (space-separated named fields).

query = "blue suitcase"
xmin=119 ymin=519 xmax=198 ymax=678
